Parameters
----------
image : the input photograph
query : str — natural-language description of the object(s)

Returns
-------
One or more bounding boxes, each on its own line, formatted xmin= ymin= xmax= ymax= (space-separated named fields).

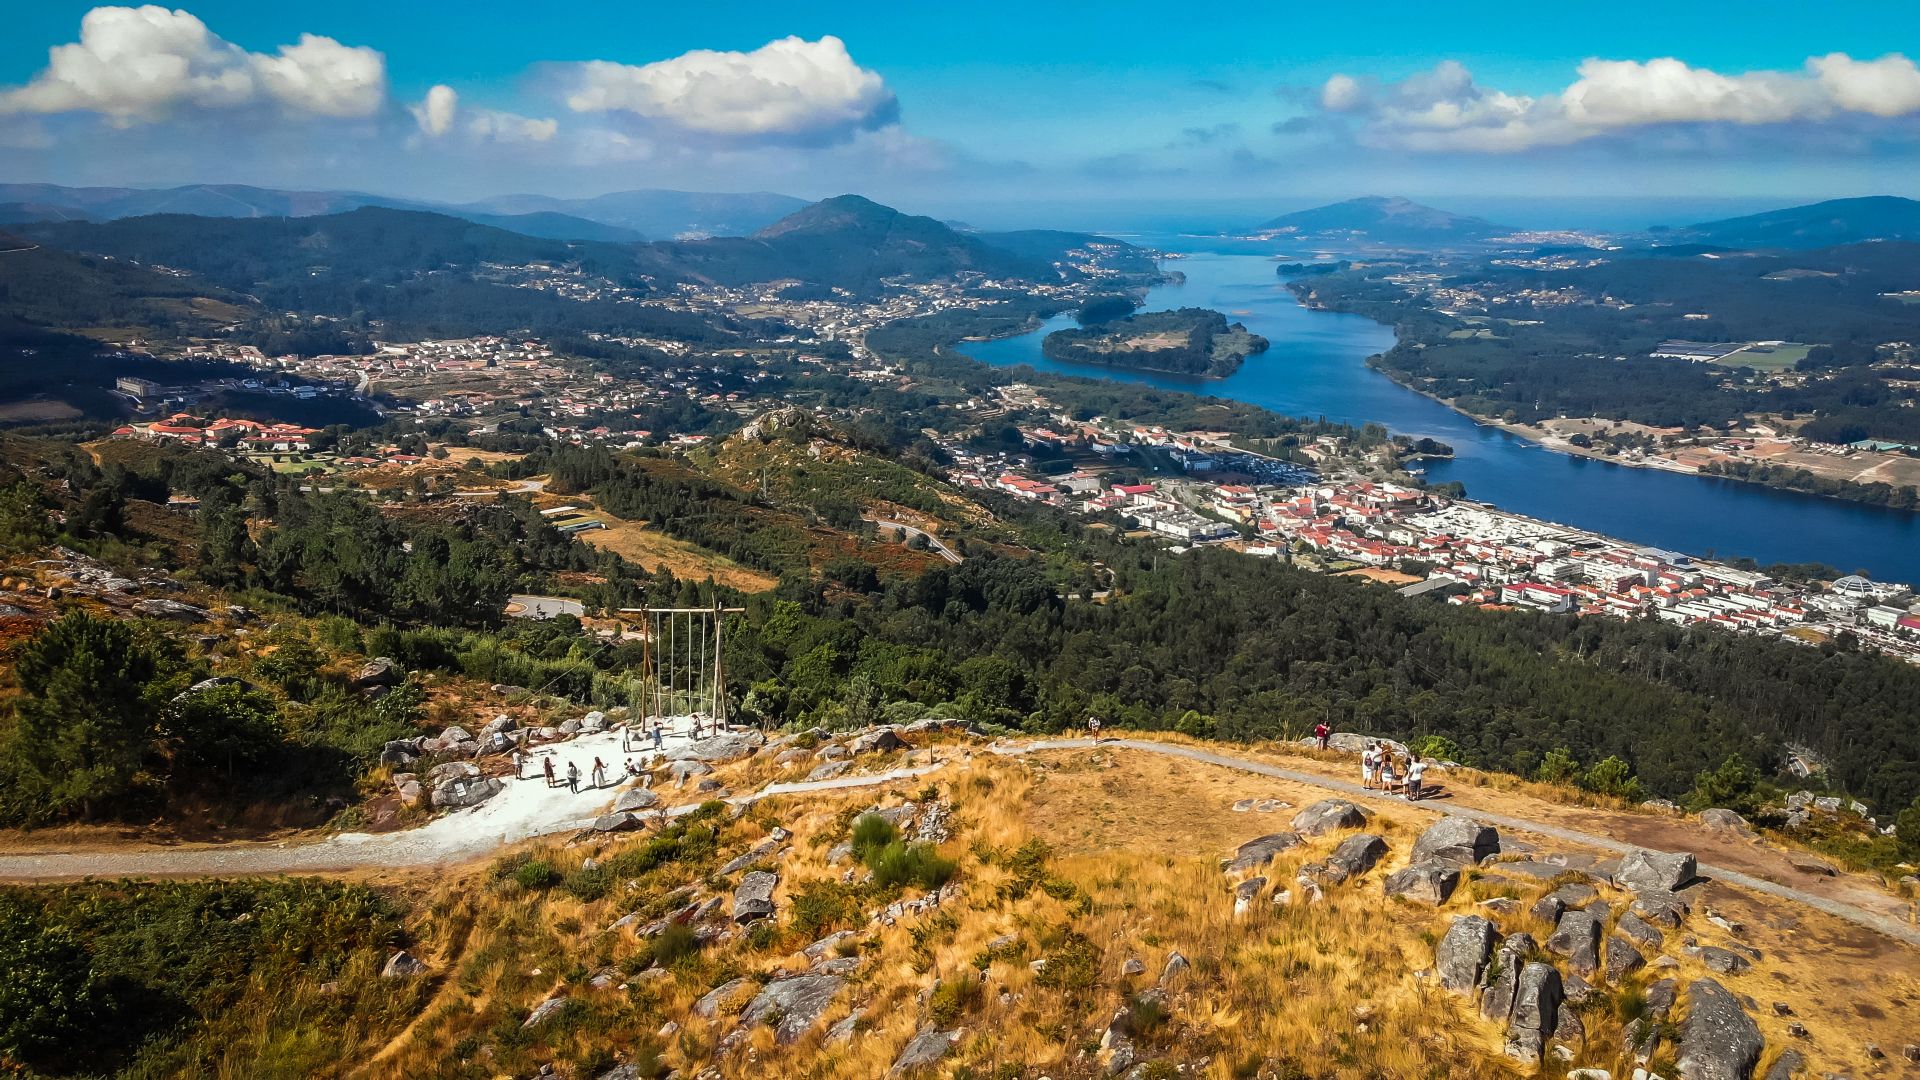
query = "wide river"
xmin=961 ymin=252 xmax=1920 ymax=582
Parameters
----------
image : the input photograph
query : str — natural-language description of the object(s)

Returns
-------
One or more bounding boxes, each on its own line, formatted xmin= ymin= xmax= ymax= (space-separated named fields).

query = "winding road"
xmin=0 ymin=734 xmax=1912 ymax=949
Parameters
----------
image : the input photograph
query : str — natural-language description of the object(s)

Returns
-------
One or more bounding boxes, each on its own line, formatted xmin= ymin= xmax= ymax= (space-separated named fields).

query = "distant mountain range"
xmin=1669 ymin=196 xmax=1920 ymax=249
xmin=1255 ymin=196 xmax=1509 ymax=245
xmin=0 ymin=183 xmax=809 ymax=243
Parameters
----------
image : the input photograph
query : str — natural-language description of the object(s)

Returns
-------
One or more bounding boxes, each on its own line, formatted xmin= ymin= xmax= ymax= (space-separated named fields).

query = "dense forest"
xmin=1041 ymin=307 xmax=1269 ymax=377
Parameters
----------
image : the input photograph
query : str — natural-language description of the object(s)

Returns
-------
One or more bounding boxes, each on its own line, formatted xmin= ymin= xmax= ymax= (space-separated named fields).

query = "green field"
xmin=1716 ymin=343 xmax=1811 ymax=371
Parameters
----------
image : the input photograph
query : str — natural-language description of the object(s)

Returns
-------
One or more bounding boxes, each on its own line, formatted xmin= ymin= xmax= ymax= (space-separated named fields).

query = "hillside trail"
xmin=0 ymin=732 xmax=1913 ymax=949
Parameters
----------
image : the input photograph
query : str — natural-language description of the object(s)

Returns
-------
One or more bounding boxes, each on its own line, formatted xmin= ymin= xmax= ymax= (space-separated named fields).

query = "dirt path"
xmin=990 ymin=738 xmax=1920 ymax=948
xmin=1 ymin=732 xmax=1911 ymax=950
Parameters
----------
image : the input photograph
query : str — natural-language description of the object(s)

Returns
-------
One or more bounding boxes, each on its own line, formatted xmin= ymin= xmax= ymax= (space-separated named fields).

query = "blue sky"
xmin=5 ymin=1 xmax=1920 ymax=224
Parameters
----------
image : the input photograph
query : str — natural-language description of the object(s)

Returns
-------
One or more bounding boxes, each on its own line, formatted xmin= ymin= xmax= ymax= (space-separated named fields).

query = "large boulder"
xmin=850 ymin=727 xmax=908 ymax=755
xmin=692 ymin=976 xmax=754 ymax=1018
xmin=1222 ymin=832 xmax=1304 ymax=875
xmin=1616 ymin=910 xmax=1664 ymax=948
xmin=1291 ymin=799 xmax=1369 ymax=836
xmin=1691 ymin=946 xmax=1750 ymax=975
xmin=1545 ymin=909 xmax=1603 ymax=977
xmin=669 ymin=759 xmax=715 ymax=783
xmin=1630 ymin=888 xmax=1693 ymax=928
xmin=1435 ymin=915 xmax=1498 ymax=993
xmin=426 ymin=761 xmax=480 ymax=788
xmin=738 ymin=973 xmax=845 ymax=1045
xmin=890 ymin=1027 xmax=958 ymax=1075
xmin=1323 ymin=834 xmax=1389 ymax=884
xmin=592 ymin=812 xmax=644 ymax=834
xmin=523 ymin=993 xmax=568 ymax=1028
xmin=1479 ymin=933 xmax=1537 ymax=1024
xmin=807 ymin=760 xmax=853 ymax=781
xmin=1411 ymin=816 xmax=1500 ymax=867
xmin=1698 ymin=809 xmax=1754 ymax=836
xmin=664 ymin=731 xmax=764 ymax=764
xmin=1503 ymin=962 xmax=1564 ymax=1064
xmin=733 ymin=871 xmax=779 ymax=923
xmin=1383 ymin=861 xmax=1460 ymax=905
xmin=1617 ymin=849 xmax=1697 ymax=892
xmin=352 ymin=657 xmax=402 ymax=689
xmin=1604 ymin=936 xmax=1647 ymax=982
xmin=431 ymin=775 xmax=503 ymax=809
xmin=1677 ymin=979 xmax=1764 ymax=1080
xmin=613 ymin=786 xmax=659 ymax=813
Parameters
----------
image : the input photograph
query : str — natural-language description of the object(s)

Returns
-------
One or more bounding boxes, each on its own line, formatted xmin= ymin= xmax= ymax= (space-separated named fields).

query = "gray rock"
xmin=733 ymin=870 xmax=778 ymax=923
xmin=669 ymin=759 xmax=714 ymax=783
xmin=1761 ymin=1050 xmax=1805 ymax=1080
xmin=1323 ymin=834 xmax=1389 ymax=884
xmin=135 ymin=598 xmax=211 ymax=622
xmin=1698 ymin=809 xmax=1754 ymax=836
xmin=850 ymin=727 xmax=908 ymax=754
xmin=1222 ymin=831 xmax=1304 ymax=874
xmin=1435 ymin=915 xmax=1498 ymax=993
xmin=580 ymin=710 xmax=607 ymax=732
xmin=1677 ymin=979 xmax=1763 ymax=1080
xmin=430 ymin=775 xmax=503 ymax=809
xmin=1411 ymin=816 xmax=1501 ymax=866
xmin=1291 ymin=798 xmax=1369 ymax=836
xmin=775 ymin=747 xmax=812 ymax=765
xmin=1546 ymin=909 xmax=1604 ymax=977
xmin=720 ymin=837 xmax=784 ymax=875
xmin=1812 ymin=796 xmax=1842 ymax=813
xmin=1122 ymin=957 xmax=1146 ymax=976
xmin=1504 ymin=962 xmax=1564 ymax=1064
xmin=1383 ymin=860 xmax=1460 ymax=904
xmin=890 ymin=1027 xmax=957 ymax=1074
xmin=1232 ymin=875 xmax=1267 ymax=916
xmin=1692 ymin=946 xmax=1751 ymax=975
xmin=1532 ymin=882 xmax=1598 ymax=923
xmin=425 ymin=761 xmax=479 ymax=787
xmin=1630 ymin=888 xmax=1693 ymax=928
xmin=1480 ymin=934 xmax=1538 ymax=1024
xmin=738 ymin=973 xmax=845 ymax=1044
xmin=1617 ymin=849 xmax=1697 ymax=892
xmin=381 ymin=950 xmax=427 ymax=978
xmin=523 ymin=993 xmax=568 ymax=1027
xmin=351 ymin=657 xmax=401 ymax=688
xmin=663 ymin=731 xmax=764 ymax=763
xmin=807 ymin=760 xmax=853 ymax=781
xmin=692 ymin=976 xmax=753 ymax=1018
xmin=613 ymin=786 xmax=659 ymax=813
xmin=825 ymin=1010 xmax=862 ymax=1045
xmin=482 ymin=714 xmax=517 ymax=736
xmin=1160 ymin=952 xmax=1190 ymax=983
xmin=804 ymin=930 xmax=857 ymax=963
xmin=1562 ymin=971 xmax=1595 ymax=1005
xmin=592 ymin=812 xmax=644 ymax=833
xmin=395 ymin=779 xmax=423 ymax=807
xmin=816 ymin=743 xmax=850 ymax=761
xmin=1616 ymin=911 xmax=1664 ymax=948
xmin=1605 ymin=936 xmax=1647 ymax=982
xmin=1647 ymin=977 xmax=1679 ymax=1018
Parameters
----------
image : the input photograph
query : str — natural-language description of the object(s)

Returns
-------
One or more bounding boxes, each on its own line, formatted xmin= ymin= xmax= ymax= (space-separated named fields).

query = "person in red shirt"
xmin=1313 ymin=721 xmax=1331 ymax=750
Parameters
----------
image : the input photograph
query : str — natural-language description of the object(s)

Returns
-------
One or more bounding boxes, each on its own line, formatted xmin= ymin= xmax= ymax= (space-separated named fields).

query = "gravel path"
xmin=1 ymin=732 xmax=1912 ymax=951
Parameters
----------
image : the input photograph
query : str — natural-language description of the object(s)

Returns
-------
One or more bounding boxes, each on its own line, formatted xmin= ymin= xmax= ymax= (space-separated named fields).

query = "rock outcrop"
xmin=1323 ymin=834 xmax=1388 ymax=884
xmin=1291 ymin=799 xmax=1368 ymax=836
xmin=1503 ymin=962 xmax=1564 ymax=1064
xmin=1411 ymin=816 xmax=1500 ymax=866
xmin=1435 ymin=915 xmax=1498 ymax=993
xmin=1222 ymin=832 xmax=1303 ymax=875
xmin=1383 ymin=861 xmax=1460 ymax=904
xmin=1545 ymin=909 xmax=1603 ymax=977
xmin=737 ymin=973 xmax=845 ymax=1044
xmin=733 ymin=871 xmax=779 ymax=923
xmin=1617 ymin=849 xmax=1697 ymax=892
xmin=1677 ymin=978 xmax=1764 ymax=1080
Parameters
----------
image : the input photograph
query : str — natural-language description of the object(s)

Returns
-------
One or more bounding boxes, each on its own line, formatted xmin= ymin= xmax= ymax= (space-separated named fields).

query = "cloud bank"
xmin=0 ymin=5 xmax=385 ymax=122
xmin=562 ymin=35 xmax=898 ymax=143
xmin=1315 ymin=52 xmax=1920 ymax=151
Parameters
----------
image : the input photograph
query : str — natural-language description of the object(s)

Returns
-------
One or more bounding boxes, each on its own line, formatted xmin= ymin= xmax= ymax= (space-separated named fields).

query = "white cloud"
xmin=413 ymin=83 xmax=457 ymax=136
xmin=468 ymin=109 xmax=557 ymax=144
xmin=1316 ymin=52 xmax=1920 ymax=152
xmin=562 ymin=35 xmax=896 ymax=141
xmin=1810 ymin=52 xmax=1920 ymax=117
xmin=0 ymin=5 xmax=386 ymax=123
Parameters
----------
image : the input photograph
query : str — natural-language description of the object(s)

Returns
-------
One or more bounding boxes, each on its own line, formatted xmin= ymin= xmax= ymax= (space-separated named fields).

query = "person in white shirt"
xmin=1406 ymin=759 xmax=1427 ymax=801
xmin=1361 ymin=744 xmax=1377 ymax=789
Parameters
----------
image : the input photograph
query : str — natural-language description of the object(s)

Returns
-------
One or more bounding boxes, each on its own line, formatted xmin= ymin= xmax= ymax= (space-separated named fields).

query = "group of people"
xmin=1360 ymin=740 xmax=1427 ymax=801
xmin=510 ymin=750 xmax=637 ymax=793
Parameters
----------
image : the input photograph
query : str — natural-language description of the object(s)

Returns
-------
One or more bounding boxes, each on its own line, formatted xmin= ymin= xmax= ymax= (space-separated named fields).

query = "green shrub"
xmin=868 ymin=842 xmax=957 ymax=891
xmin=652 ymin=922 xmax=701 ymax=967
xmin=564 ymin=863 xmax=614 ymax=902
xmin=851 ymin=813 xmax=901 ymax=861
xmin=515 ymin=860 xmax=561 ymax=891
xmin=928 ymin=977 xmax=982 ymax=1026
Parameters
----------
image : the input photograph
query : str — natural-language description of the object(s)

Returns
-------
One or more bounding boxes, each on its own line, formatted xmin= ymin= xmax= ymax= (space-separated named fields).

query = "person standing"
xmin=1361 ymin=742 xmax=1377 ymax=790
xmin=1406 ymin=757 xmax=1426 ymax=801
xmin=511 ymin=747 xmax=526 ymax=780
xmin=1087 ymin=716 xmax=1102 ymax=742
xmin=1314 ymin=721 xmax=1331 ymax=751
xmin=591 ymin=757 xmax=607 ymax=788
xmin=651 ymin=723 xmax=663 ymax=751
xmin=1380 ymin=752 xmax=1398 ymax=795
xmin=542 ymin=756 xmax=556 ymax=788
xmin=566 ymin=762 xmax=580 ymax=793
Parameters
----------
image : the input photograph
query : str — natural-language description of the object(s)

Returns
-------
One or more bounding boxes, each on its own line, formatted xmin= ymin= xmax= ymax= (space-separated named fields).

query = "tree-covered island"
xmin=1040 ymin=307 xmax=1270 ymax=377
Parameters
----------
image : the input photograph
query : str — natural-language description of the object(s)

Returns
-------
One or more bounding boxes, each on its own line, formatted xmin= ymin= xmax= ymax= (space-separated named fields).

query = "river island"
xmin=1041 ymin=306 xmax=1269 ymax=378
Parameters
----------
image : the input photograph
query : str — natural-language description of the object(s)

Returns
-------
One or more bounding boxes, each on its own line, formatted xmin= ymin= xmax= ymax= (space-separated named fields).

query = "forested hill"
xmin=1257 ymin=195 xmax=1508 ymax=244
xmin=1674 ymin=195 xmax=1920 ymax=249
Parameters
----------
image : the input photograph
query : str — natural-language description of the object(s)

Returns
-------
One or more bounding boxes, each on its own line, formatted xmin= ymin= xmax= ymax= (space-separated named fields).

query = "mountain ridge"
xmin=1256 ymin=195 xmax=1509 ymax=243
